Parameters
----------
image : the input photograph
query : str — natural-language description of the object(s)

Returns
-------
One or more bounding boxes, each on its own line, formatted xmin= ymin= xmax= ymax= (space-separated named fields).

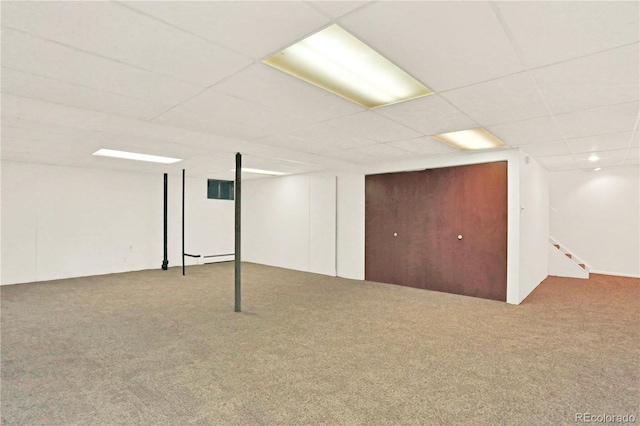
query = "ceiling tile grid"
xmin=121 ymin=1 xmax=331 ymax=60
xmin=3 ymin=1 xmax=255 ymax=87
xmin=1 ymin=1 xmax=639 ymax=177
xmin=1 ymin=67 xmax=168 ymax=121
xmin=322 ymin=111 xmax=422 ymax=143
xmin=439 ymin=72 xmax=550 ymax=126
xmin=624 ymin=148 xmax=640 ymax=165
xmin=338 ymin=1 xmax=525 ymax=92
xmin=531 ymin=44 xmax=639 ymax=116
xmin=375 ymin=95 xmax=479 ymax=136
xmin=486 ymin=116 xmax=564 ymax=146
xmin=495 ymin=1 xmax=640 ymax=69
xmin=1 ymin=28 xmax=204 ymax=106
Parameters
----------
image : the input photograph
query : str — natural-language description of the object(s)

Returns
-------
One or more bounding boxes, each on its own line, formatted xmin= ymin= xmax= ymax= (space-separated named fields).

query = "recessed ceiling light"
xmin=594 ymin=167 xmax=602 ymax=171
xmin=93 ymin=149 xmax=182 ymax=164
xmin=431 ymin=128 xmax=507 ymax=150
xmin=263 ymin=24 xmax=432 ymax=109
xmin=231 ymin=168 xmax=287 ymax=176
xmin=588 ymin=154 xmax=600 ymax=162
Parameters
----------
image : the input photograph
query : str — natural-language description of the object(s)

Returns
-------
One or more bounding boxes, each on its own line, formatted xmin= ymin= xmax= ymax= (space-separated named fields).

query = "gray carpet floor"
xmin=1 ymin=263 xmax=638 ymax=425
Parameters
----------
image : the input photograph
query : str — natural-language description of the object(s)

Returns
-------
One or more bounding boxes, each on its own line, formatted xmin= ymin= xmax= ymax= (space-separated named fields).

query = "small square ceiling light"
xmin=263 ymin=25 xmax=432 ymax=109
xmin=93 ymin=149 xmax=182 ymax=164
xmin=431 ymin=128 xmax=507 ymax=151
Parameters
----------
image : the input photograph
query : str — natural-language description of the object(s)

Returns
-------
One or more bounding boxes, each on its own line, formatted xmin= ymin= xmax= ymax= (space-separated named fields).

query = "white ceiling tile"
xmin=348 ymin=143 xmax=417 ymax=160
xmin=339 ymin=1 xmax=523 ymax=91
xmin=251 ymin=133 xmax=321 ymax=154
xmin=375 ymin=95 xmax=478 ymax=136
xmin=2 ymin=2 xmax=252 ymax=86
xmin=249 ymin=146 xmax=357 ymax=171
xmin=535 ymin=154 xmax=579 ymax=171
xmin=286 ymin=123 xmax=374 ymax=153
xmin=386 ymin=137 xmax=459 ymax=156
xmin=123 ymin=1 xmax=329 ymax=59
xmin=532 ymin=44 xmax=639 ymax=115
xmin=2 ymin=116 xmax=233 ymax=163
xmin=566 ymin=131 xmax=636 ymax=155
xmin=320 ymin=148 xmax=385 ymax=164
xmin=1 ymin=67 xmax=167 ymax=120
xmin=1 ymin=149 xmax=82 ymax=166
xmin=2 ymin=125 xmax=80 ymax=145
xmin=311 ymin=1 xmax=371 ymax=20
xmin=322 ymin=142 xmax=420 ymax=164
xmin=574 ymin=149 xmax=628 ymax=169
xmin=554 ymin=102 xmax=639 ymax=140
xmin=1 ymin=29 xmax=202 ymax=105
xmin=213 ymin=64 xmax=365 ymax=122
xmin=322 ymin=111 xmax=421 ymax=142
xmin=1 ymin=117 xmax=118 ymax=151
xmin=1 ymin=136 xmax=87 ymax=163
xmin=2 ymin=93 xmax=114 ymax=130
xmin=1 ymin=136 xmax=76 ymax=154
xmin=440 ymin=73 xmax=549 ymax=126
xmin=177 ymin=89 xmax=311 ymax=134
xmin=1 ymin=95 xmax=265 ymax=155
xmin=519 ymin=141 xmax=570 ymax=158
xmin=496 ymin=1 xmax=640 ymax=69
xmin=152 ymin=109 xmax=272 ymax=141
xmin=624 ymin=148 xmax=640 ymax=165
xmin=486 ymin=116 xmax=563 ymax=146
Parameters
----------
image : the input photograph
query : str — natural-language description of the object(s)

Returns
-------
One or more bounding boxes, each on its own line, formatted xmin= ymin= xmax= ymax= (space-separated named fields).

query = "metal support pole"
xmin=182 ymin=169 xmax=185 ymax=276
xmin=162 ymin=173 xmax=169 ymax=270
xmin=234 ymin=153 xmax=242 ymax=312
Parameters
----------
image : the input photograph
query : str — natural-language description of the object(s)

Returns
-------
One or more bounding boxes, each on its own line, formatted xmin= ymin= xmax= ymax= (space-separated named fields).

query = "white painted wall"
xmin=336 ymin=174 xmax=365 ymax=280
xmin=1 ymin=161 xmax=234 ymax=285
xmin=518 ymin=152 xmax=549 ymax=301
xmin=176 ymin=174 xmax=234 ymax=266
xmin=309 ymin=176 xmax=337 ymax=276
xmin=549 ymin=166 xmax=640 ymax=277
xmin=242 ymin=173 xmax=336 ymax=275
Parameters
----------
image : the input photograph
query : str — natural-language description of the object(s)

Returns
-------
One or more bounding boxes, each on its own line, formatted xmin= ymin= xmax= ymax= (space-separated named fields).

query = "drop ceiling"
xmin=1 ymin=1 xmax=638 ymax=179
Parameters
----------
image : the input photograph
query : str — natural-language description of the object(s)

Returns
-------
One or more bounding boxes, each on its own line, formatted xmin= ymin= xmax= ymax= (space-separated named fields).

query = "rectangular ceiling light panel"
xmin=263 ymin=25 xmax=432 ymax=109
xmin=431 ymin=128 xmax=507 ymax=150
xmin=93 ymin=149 xmax=183 ymax=164
xmin=231 ymin=168 xmax=288 ymax=176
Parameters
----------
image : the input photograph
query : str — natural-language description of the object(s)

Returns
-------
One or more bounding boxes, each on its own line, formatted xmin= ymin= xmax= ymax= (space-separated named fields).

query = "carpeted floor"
xmin=1 ymin=263 xmax=638 ymax=425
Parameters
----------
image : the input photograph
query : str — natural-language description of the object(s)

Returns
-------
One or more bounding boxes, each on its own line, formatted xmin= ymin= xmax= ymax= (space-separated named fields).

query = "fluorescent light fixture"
xmin=93 ymin=149 xmax=182 ymax=164
xmin=594 ymin=167 xmax=602 ymax=171
xmin=231 ymin=168 xmax=287 ymax=176
xmin=588 ymin=154 xmax=600 ymax=162
xmin=263 ymin=24 xmax=432 ymax=109
xmin=431 ymin=128 xmax=507 ymax=151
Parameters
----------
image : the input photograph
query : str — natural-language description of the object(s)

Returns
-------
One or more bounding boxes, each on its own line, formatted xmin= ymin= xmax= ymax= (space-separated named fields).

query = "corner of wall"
xmin=516 ymin=150 xmax=550 ymax=303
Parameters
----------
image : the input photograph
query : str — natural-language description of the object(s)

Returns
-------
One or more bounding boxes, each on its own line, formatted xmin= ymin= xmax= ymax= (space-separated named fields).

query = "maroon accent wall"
xmin=365 ymin=162 xmax=508 ymax=301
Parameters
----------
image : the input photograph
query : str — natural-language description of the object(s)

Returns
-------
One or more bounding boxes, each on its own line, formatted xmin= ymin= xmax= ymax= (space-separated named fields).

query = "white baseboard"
xmin=589 ymin=270 xmax=640 ymax=279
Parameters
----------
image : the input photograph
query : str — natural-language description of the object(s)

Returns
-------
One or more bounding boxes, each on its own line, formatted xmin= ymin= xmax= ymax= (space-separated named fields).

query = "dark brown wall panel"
xmin=365 ymin=161 xmax=508 ymax=302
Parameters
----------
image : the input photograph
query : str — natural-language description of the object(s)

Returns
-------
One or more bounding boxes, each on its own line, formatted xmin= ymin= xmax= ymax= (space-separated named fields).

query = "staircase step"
xmin=553 ymin=244 xmax=560 ymax=249
xmin=565 ymin=253 xmax=572 ymax=259
xmin=579 ymin=264 xmax=585 ymax=269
